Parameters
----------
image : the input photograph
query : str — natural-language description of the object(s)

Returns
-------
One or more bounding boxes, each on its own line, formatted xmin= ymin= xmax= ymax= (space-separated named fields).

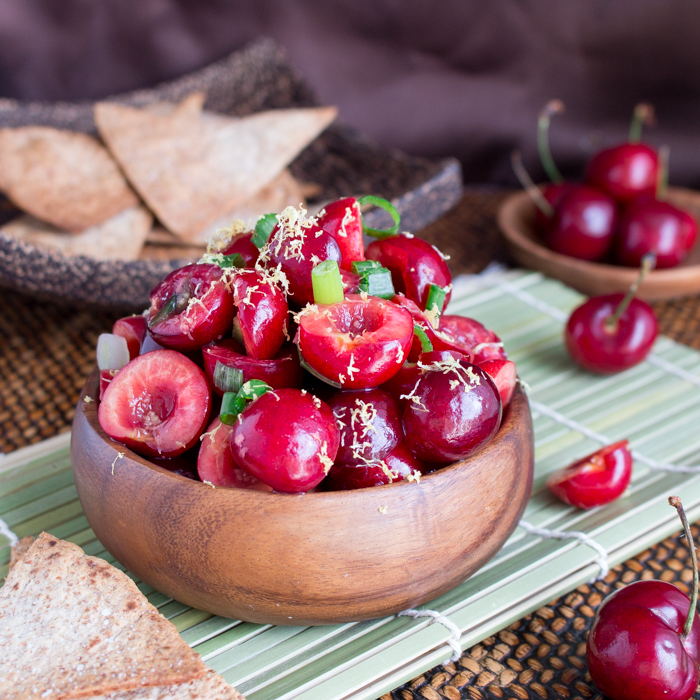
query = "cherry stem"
xmin=537 ymin=99 xmax=565 ymax=184
xmin=669 ymin=496 xmax=698 ymax=639
xmin=656 ymin=145 xmax=670 ymax=201
xmin=604 ymin=254 xmax=656 ymax=332
xmin=629 ymin=103 xmax=655 ymax=143
xmin=511 ymin=151 xmax=554 ymax=218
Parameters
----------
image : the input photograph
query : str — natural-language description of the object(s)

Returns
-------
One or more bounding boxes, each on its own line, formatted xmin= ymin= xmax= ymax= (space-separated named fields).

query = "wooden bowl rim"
xmin=78 ymin=368 xmax=530 ymax=504
xmin=497 ymin=186 xmax=700 ymax=283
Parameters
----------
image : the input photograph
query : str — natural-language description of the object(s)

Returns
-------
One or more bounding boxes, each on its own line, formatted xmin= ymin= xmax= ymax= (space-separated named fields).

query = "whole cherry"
xmin=547 ymin=440 xmax=632 ymax=509
xmin=587 ymin=496 xmax=700 ymax=700
xmin=565 ymin=255 xmax=658 ymax=373
xmin=586 ymin=103 xmax=659 ymax=204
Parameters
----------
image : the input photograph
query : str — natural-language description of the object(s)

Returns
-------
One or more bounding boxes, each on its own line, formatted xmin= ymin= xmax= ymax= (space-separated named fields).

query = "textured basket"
xmin=0 ymin=38 xmax=462 ymax=309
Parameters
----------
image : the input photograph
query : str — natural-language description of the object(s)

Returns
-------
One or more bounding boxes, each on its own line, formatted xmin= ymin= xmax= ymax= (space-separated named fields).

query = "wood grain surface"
xmin=498 ymin=187 xmax=700 ymax=301
xmin=71 ymin=370 xmax=534 ymax=626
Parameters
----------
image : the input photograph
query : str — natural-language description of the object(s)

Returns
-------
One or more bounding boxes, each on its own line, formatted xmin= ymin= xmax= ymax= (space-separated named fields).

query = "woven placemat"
xmin=2 ymin=189 xmax=700 ymax=700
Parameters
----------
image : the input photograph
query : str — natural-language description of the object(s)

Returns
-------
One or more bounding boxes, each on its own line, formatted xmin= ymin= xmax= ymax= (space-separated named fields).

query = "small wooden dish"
xmin=71 ymin=371 xmax=534 ymax=626
xmin=497 ymin=186 xmax=700 ymax=301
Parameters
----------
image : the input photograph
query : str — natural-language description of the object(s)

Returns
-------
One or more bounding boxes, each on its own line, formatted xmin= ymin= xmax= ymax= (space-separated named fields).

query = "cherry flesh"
xmin=616 ymin=198 xmax=698 ymax=269
xmin=328 ymin=388 xmax=403 ymax=466
xmin=324 ymin=442 xmax=424 ymax=490
xmin=297 ymin=294 xmax=413 ymax=389
xmin=231 ymin=269 xmax=289 ymax=360
xmin=99 ymin=349 xmax=211 ymax=458
xmin=313 ymin=197 xmax=365 ymax=271
xmin=99 ymin=369 xmax=118 ymax=401
xmin=221 ymin=230 xmax=259 ymax=268
xmin=436 ymin=315 xmax=506 ymax=364
xmin=544 ymin=185 xmax=617 ymax=261
xmin=197 ymin=417 xmax=272 ymax=490
xmin=147 ymin=263 xmax=233 ymax=351
xmin=565 ymin=294 xmax=658 ymax=373
xmin=586 ymin=142 xmax=659 ymax=204
xmin=403 ymin=354 xmax=502 ymax=464
xmin=230 ymin=388 xmax=340 ymax=493
xmin=365 ymin=233 xmax=452 ymax=310
xmin=478 ymin=359 xmax=517 ymax=407
xmin=546 ymin=440 xmax=632 ymax=509
xmin=112 ymin=315 xmax=147 ymax=360
xmin=202 ymin=340 xmax=302 ymax=396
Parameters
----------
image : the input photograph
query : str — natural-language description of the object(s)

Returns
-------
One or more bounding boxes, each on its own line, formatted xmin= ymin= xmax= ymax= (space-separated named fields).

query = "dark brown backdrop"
xmin=2 ymin=0 xmax=700 ymax=185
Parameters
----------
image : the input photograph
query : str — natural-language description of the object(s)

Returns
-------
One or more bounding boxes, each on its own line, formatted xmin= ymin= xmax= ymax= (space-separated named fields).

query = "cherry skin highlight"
xmin=365 ymin=233 xmax=452 ymax=310
xmin=565 ymin=294 xmax=658 ymax=373
xmin=546 ymin=440 xmax=632 ymax=509
xmin=230 ymin=388 xmax=340 ymax=493
xmin=146 ymin=263 xmax=233 ymax=351
xmin=98 ymin=349 xmax=211 ymax=458
xmin=297 ymin=295 xmax=414 ymax=389
xmin=586 ymin=142 xmax=659 ymax=204
xmin=328 ymin=388 xmax=403 ymax=466
xmin=616 ymin=198 xmax=698 ymax=269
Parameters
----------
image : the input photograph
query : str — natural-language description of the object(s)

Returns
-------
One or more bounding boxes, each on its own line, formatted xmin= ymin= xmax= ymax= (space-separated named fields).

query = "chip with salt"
xmin=94 ymin=97 xmax=336 ymax=240
xmin=0 ymin=127 xmax=139 ymax=232
xmin=0 ymin=533 xmax=210 ymax=699
xmin=1 ymin=206 xmax=152 ymax=261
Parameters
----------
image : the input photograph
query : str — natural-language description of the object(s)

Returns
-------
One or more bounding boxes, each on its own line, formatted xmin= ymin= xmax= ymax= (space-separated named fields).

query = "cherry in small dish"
xmin=546 ymin=440 xmax=632 ymax=509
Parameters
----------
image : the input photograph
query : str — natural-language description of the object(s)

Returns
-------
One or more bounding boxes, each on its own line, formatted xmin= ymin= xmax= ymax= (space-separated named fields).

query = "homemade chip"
xmin=0 ymin=533 xmax=208 ymax=699
xmin=1 ymin=206 xmax=152 ymax=261
xmin=94 ymin=98 xmax=336 ymax=240
xmin=0 ymin=127 xmax=138 ymax=232
xmin=91 ymin=671 xmax=244 ymax=699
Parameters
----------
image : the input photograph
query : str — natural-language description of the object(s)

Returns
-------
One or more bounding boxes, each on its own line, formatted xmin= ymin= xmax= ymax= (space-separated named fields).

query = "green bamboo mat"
xmin=3 ymin=269 xmax=700 ymax=700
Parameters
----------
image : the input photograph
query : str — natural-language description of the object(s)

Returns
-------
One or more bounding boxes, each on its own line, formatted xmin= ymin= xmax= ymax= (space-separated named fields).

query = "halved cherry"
xmin=197 ymin=417 xmax=272 ymax=490
xmin=546 ymin=440 xmax=633 ymax=509
xmin=478 ymin=359 xmax=517 ymax=407
xmin=221 ymin=230 xmax=259 ymax=268
xmin=328 ymin=388 xmax=403 ymax=465
xmin=436 ymin=315 xmax=507 ymax=364
xmin=259 ymin=206 xmax=343 ymax=306
xmin=297 ymin=294 xmax=413 ymax=389
xmin=403 ymin=354 xmax=501 ymax=464
xmin=202 ymin=340 xmax=303 ymax=395
xmin=98 ymin=349 xmax=212 ymax=458
xmin=313 ymin=197 xmax=364 ymax=271
xmin=146 ymin=263 xmax=234 ymax=351
xmin=324 ymin=442 xmax=424 ymax=490
xmin=112 ymin=315 xmax=147 ymax=360
xmin=230 ymin=388 xmax=340 ymax=493
xmin=365 ymin=233 xmax=452 ymax=310
xmin=231 ymin=269 xmax=288 ymax=360
xmin=99 ymin=369 xmax=119 ymax=401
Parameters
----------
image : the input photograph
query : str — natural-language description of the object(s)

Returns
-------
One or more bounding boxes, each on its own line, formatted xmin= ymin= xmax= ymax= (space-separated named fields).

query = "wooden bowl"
xmin=71 ymin=371 xmax=533 ymax=626
xmin=497 ymin=186 xmax=700 ymax=301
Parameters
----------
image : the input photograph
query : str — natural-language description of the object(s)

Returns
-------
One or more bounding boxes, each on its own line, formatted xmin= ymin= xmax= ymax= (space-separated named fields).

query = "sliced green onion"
xmin=413 ymin=324 xmax=433 ymax=354
xmin=298 ymin=348 xmax=343 ymax=388
xmin=351 ymin=260 xmax=383 ymax=275
xmin=213 ymin=361 xmax=244 ymax=393
xmin=220 ymin=391 xmax=243 ymax=425
xmin=217 ymin=253 xmax=246 ymax=269
xmin=357 ymin=195 xmax=401 ymax=239
xmin=251 ymin=213 xmax=277 ymax=248
xmin=358 ymin=268 xmax=395 ymax=299
xmin=425 ymin=284 xmax=447 ymax=317
xmin=312 ymin=260 xmax=344 ymax=305
xmin=231 ymin=316 xmax=244 ymax=346
xmin=149 ymin=293 xmax=178 ymax=328
xmin=219 ymin=380 xmax=272 ymax=424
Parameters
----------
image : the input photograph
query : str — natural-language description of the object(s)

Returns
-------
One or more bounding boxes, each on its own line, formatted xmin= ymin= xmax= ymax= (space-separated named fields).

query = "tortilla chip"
xmin=0 ymin=533 xmax=208 ymax=699
xmin=1 ymin=206 xmax=152 ymax=261
xmin=94 ymin=97 xmax=337 ymax=239
xmin=193 ymin=168 xmax=306 ymax=245
xmin=139 ymin=243 xmax=204 ymax=263
xmin=0 ymin=127 xmax=138 ymax=232
xmin=8 ymin=536 xmax=34 ymax=572
xmin=91 ymin=671 xmax=244 ymax=699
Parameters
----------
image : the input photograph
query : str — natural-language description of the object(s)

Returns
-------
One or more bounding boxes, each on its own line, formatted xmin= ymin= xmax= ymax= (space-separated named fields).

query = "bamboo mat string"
xmin=398 ymin=609 xmax=462 ymax=664
xmin=519 ymin=520 xmax=609 ymax=581
xmin=0 ymin=517 xmax=18 ymax=546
